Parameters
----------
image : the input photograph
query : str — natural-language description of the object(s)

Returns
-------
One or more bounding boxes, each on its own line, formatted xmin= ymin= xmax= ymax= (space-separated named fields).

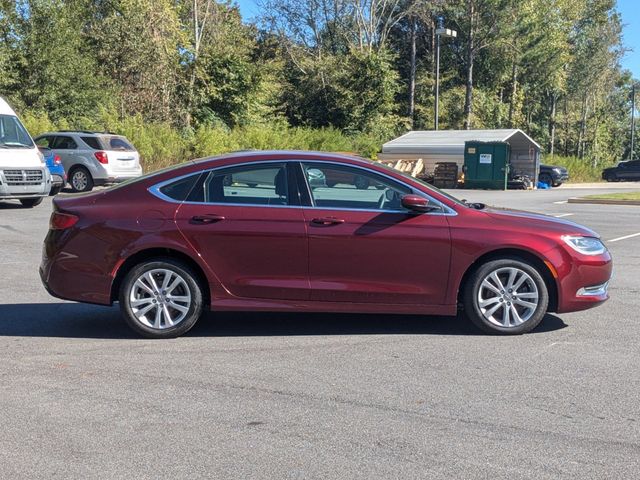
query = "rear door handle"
xmin=191 ymin=214 xmax=225 ymax=224
xmin=311 ymin=217 xmax=345 ymax=226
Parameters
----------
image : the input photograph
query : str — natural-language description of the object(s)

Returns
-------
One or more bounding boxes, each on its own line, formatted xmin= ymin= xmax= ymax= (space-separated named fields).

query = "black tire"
xmin=119 ymin=258 xmax=204 ymax=338
xmin=69 ymin=166 xmax=94 ymax=192
xmin=605 ymin=172 xmax=617 ymax=182
xmin=49 ymin=186 xmax=62 ymax=196
xmin=463 ymin=257 xmax=549 ymax=335
xmin=20 ymin=197 xmax=43 ymax=208
xmin=538 ymin=173 xmax=552 ymax=186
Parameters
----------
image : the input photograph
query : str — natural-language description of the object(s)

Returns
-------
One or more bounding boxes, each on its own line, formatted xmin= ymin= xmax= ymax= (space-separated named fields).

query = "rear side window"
xmin=100 ymin=135 xmax=135 ymax=151
xmin=192 ymin=164 xmax=289 ymax=205
xmin=81 ymin=136 xmax=102 ymax=150
xmin=52 ymin=136 xmax=77 ymax=149
xmin=158 ymin=173 xmax=203 ymax=202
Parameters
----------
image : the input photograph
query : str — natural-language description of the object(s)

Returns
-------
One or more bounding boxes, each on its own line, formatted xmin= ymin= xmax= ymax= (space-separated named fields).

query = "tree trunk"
xmin=463 ymin=0 xmax=476 ymax=130
xmin=548 ymin=92 xmax=557 ymax=155
xmin=408 ymin=17 xmax=417 ymax=126
xmin=563 ymin=97 xmax=569 ymax=156
xmin=577 ymin=93 xmax=588 ymax=158
xmin=508 ymin=58 xmax=517 ymax=127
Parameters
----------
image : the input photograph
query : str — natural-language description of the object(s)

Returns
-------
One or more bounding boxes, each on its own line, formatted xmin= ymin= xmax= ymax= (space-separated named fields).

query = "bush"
xmin=20 ymin=109 xmax=394 ymax=173
xmin=545 ymin=155 xmax=615 ymax=183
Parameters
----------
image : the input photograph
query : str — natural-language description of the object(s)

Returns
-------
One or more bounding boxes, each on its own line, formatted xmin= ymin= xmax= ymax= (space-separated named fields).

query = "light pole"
xmin=631 ymin=83 xmax=636 ymax=160
xmin=434 ymin=16 xmax=456 ymax=131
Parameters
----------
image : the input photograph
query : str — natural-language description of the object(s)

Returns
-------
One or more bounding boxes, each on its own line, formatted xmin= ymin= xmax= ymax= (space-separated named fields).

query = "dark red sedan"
xmin=40 ymin=151 xmax=612 ymax=338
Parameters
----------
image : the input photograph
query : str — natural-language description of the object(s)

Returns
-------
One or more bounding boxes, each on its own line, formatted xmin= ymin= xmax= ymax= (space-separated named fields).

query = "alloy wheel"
xmin=72 ymin=170 xmax=88 ymax=191
xmin=477 ymin=267 xmax=539 ymax=328
xmin=129 ymin=268 xmax=192 ymax=329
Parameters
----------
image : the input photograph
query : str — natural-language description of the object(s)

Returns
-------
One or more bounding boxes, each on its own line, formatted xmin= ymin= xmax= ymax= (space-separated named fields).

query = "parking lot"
xmin=1 ymin=186 xmax=639 ymax=479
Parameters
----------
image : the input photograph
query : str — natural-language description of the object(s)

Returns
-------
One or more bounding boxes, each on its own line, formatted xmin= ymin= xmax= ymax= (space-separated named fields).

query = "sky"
xmin=617 ymin=0 xmax=640 ymax=78
xmin=235 ymin=0 xmax=639 ymax=79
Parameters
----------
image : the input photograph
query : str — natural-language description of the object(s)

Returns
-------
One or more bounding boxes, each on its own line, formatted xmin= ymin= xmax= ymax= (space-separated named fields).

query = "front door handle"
xmin=311 ymin=217 xmax=345 ymax=226
xmin=191 ymin=214 xmax=225 ymax=224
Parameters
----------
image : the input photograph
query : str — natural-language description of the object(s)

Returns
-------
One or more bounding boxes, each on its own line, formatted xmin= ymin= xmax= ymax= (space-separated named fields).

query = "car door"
xmin=628 ymin=160 xmax=640 ymax=180
xmin=299 ymin=161 xmax=452 ymax=305
xmin=50 ymin=135 xmax=79 ymax=171
xmin=173 ymin=162 xmax=310 ymax=301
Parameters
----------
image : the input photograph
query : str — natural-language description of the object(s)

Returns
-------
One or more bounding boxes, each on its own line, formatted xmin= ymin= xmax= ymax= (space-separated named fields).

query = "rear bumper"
xmin=93 ymin=170 xmax=142 ymax=186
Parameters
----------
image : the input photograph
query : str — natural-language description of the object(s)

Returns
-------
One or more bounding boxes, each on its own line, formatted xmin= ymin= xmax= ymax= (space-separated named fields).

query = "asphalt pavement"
xmin=0 ymin=185 xmax=639 ymax=479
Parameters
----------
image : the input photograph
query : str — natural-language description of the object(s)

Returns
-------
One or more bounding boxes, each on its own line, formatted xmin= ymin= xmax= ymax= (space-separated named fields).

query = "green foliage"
xmin=0 ymin=0 xmax=635 ymax=176
xmin=545 ymin=155 xmax=615 ymax=183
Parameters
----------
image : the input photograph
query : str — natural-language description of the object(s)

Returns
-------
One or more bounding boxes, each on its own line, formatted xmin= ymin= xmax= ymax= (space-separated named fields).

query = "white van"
xmin=0 ymin=97 xmax=51 ymax=207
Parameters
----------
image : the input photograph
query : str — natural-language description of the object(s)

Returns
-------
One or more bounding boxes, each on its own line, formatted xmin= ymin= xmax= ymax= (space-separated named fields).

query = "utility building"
xmin=379 ymin=129 xmax=541 ymax=185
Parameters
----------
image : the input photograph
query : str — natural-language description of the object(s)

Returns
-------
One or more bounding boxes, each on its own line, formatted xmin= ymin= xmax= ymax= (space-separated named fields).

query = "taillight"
xmin=50 ymin=212 xmax=79 ymax=230
xmin=54 ymin=154 xmax=62 ymax=165
xmin=94 ymin=151 xmax=108 ymax=164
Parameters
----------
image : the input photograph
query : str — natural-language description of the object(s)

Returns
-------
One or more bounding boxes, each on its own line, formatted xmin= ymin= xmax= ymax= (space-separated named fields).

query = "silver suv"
xmin=34 ymin=131 xmax=142 ymax=192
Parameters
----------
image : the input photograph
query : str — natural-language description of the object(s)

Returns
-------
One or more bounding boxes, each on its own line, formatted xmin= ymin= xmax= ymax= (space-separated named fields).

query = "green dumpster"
xmin=463 ymin=141 xmax=511 ymax=190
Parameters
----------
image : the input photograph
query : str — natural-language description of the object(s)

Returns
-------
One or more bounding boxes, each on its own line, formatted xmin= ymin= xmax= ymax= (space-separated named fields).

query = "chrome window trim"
xmin=148 ymin=159 xmax=458 ymax=216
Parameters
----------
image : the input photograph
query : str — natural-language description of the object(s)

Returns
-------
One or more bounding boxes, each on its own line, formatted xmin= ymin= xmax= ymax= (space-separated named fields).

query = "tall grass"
xmin=21 ymin=111 xmax=387 ymax=173
xmin=544 ymin=155 xmax=615 ymax=183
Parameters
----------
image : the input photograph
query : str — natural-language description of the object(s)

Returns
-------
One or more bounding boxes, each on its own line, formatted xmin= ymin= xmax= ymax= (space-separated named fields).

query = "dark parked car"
xmin=538 ymin=164 xmax=569 ymax=187
xmin=602 ymin=160 xmax=640 ymax=182
xmin=40 ymin=151 xmax=612 ymax=338
xmin=39 ymin=147 xmax=66 ymax=196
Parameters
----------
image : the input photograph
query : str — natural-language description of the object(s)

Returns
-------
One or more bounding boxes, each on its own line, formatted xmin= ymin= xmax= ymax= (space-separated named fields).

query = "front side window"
xmin=198 ymin=164 xmax=289 ymax=205
xmin=302 ymin=162 xmax=411 ymax=211
xmin=0 ymin=114 xmax=34 ymax=148
xmin=35 ymin=136 xmax=54 ymax=148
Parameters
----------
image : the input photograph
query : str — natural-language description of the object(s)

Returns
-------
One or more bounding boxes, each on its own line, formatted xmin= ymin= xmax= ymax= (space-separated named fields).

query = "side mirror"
xmin=401 ymin=194 xmax=439 ymax=213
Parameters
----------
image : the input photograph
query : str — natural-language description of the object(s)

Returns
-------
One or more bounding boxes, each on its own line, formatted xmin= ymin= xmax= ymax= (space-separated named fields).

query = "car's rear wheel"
xmin=19 ymin=197 xmax=43 ymax=208
xmin=70 ymin=167 xmax=94 ymax=192
xmin=119 ymin=259 xmax=204 ymax=338
xmin=463 ymin=258 xmax=549 ymax=335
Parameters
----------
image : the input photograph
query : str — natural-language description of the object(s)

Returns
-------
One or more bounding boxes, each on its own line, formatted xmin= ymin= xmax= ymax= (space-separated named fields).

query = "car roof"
xmin=36 ymin=131 xmax=119 ymax=136
xmin=0 ymin=96 xmax=17 ymax=116
xmin=193 ymin=150 xmax=373 ymax=167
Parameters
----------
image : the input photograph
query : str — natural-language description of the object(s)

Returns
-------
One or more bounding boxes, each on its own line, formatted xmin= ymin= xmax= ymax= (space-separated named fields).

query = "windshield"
xmin=0 ymin=114 xmax=34 ymax=148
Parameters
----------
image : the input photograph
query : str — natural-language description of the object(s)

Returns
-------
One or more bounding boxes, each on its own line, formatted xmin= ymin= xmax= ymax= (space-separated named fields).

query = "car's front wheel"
xmin=604 ymin=172 xmax=618 ymax=182
xmin=119 ymin=259 xmax=204 ymax=338
xmin=463 ymin=258 xmax=549 ymax=335
xmin=19 ymin=197 xmax=43 ymax=208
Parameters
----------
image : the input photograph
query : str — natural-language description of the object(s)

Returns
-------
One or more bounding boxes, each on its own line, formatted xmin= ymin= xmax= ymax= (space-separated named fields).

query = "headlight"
xmin=562 ymin=235 xmax=606 ymax=255
xmin=553 ymin=167 xmax=562 ymax=173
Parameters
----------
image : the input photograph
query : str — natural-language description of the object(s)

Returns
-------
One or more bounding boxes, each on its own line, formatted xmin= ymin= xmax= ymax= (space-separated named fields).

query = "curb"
xmin=567 ymin=197 xmax=640 ymax=205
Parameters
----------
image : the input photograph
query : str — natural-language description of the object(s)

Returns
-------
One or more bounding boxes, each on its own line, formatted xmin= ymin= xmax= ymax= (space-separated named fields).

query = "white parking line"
xmin=554 ymin=213 xmax=574 ymax=218
xmin=553 ymin=200 xmax=568 ymax=204
xmin=608 ymin=232 xmax=640 ymax=243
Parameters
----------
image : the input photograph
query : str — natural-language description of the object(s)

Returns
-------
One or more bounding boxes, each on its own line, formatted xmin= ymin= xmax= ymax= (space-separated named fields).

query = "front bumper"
xmin=546 ymin=245 xmax=613 ymax=313
xmin=0 ymin=168 xmax=51 ymax=199
xmin=552 ymin=172 xmax=569 ymax=183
